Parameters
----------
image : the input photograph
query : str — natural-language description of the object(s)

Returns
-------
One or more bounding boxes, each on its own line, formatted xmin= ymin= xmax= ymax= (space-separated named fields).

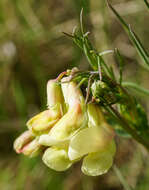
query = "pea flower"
xmin=39 ymin=77 xmax=116 ymax=175
xmin=39 ymin=77 xmax=87 ymax=171
xmin=13 ymin=79 xmax=65 ymax=157
xmin=14 ymin=71 xmax=116 ymax=176
xmin=68 ymin=103 xmax=116 ymax=176
xmin=39 ymin=76 xmax=87 ymax=147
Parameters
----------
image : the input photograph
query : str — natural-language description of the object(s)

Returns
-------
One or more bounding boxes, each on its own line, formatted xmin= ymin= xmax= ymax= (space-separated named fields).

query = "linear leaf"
xmin=122 ymin=82 xmax=149 ymax=96
xmin=114 ymin=49 xmax=124 ymax=84
xmin=144 ymin=0 xmax=149 ymax=9
xmin=128 ymin=25 xmax=149 ymax=70
xmin=107 ymin=0 xmax=149 ymax=70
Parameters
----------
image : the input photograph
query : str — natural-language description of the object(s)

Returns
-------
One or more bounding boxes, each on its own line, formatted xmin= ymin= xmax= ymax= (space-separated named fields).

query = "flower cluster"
xmin=14 ymin=73 xmax=116 ymax=176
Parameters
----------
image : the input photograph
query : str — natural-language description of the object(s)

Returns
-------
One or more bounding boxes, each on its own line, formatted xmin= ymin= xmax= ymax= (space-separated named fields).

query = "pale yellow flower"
xmin=42 ymin=147 xmax=72 ymax=171
xmin=68 ymin=103 xmax=116 ymax=176
xmin=27 ymin=80 xmax=64 ymax=135
xmin=39 ymin=77 xmax=87 ymax=146
xmin=14 ymin=72 xmax=116 ymax=176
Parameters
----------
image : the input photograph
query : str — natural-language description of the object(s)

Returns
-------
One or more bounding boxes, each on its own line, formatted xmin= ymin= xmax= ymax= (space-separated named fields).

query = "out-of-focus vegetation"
xmin=1 ymin=0 xmax=149 ymax=189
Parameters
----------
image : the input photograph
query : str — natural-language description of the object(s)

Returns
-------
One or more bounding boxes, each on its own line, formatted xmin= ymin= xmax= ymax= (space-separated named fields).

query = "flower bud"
xmin=20 ymin=137 xmax=42 ymax=157
xmin=27 ymin=80 xmax=64 ymax=135
xmin=91 ymin=81 xmax=109 ymax=99
xmin=61 ymin=77 xmax=85 ymax=108
xmin=39 ymin=79 xmax=87 ymax=146
xmin=13 ymin=130 xmax=34 ymax=154
xmin=42 ymin=147 xmax=72 ymax=171
xmin=91 ymin=81 xmax=116 ymax=104
xmin=47 ymin=80 xmax=64 ymax=108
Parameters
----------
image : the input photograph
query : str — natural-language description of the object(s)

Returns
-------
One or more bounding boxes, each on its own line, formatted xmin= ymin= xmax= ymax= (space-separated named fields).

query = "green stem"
xmin=113 ymin=165 xmax=133 ymax=190
xmin=122 ymin=82 xmax=149 ymax=96
xmin=107 ymin=105 xmax=149 ymax=151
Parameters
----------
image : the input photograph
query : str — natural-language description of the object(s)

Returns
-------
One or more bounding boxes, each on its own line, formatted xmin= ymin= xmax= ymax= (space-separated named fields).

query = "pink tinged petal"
xmin=20 ymin=137 xmax=42 ymax=157
xmin=42 ymin=147 xmax=72 ymax=171
xmin=13 ymin=130 xmax=34 ymax=154
xmin=61 ymin=77 xmax=85 ymax=109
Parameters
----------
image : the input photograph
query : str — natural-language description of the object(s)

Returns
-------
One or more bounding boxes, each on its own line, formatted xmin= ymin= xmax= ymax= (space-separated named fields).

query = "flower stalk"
xmin=107 ymin=105 xmax=149 ymax=151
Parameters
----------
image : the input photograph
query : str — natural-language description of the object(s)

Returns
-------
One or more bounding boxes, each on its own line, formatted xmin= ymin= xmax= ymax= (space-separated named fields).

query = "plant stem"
xmin=113 ymin=165 xmax=133 ymax=190
xmin=108 ymin=105 xmax=149 ymax=151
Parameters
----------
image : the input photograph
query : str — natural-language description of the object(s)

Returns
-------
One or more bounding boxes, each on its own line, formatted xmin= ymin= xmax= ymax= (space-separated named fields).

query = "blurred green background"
xmin=1 ymin=0 xmax=149 ymax=189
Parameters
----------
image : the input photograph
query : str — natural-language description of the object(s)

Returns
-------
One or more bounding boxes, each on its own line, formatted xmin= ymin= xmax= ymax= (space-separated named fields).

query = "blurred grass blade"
xmin=109 ymin=66 xmax=116 ymax=81
xmin=128 ymin=25 xmax=149 ymax=70
xmin=107 ymin=0 xmax=149 ymax=70
xmin=113 ymin=165 xmax=133 ymax=190
xmin=107 ymin=0 xmax=128 ymax=30
xmin=73 ymin=0 xmax=90 ymax=16
xmin=12 ymin=79 xmax=27 ymax=117
xmin=122 ymin=82 xmax=149 ymax=96
xmin=144 ymin=0 xmax=149 ymax=9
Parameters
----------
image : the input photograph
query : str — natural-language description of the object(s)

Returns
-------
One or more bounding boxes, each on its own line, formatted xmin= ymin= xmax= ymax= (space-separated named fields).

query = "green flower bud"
xmin=91 ymin=81 xmax=109 ymax=99
xmin=13 ymin=130 xmax=34 ymax=154
xmin=42 ymin=147 xmax=72 ymax=171
xmin=91 ymin=81 xmax=117 ymax=104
